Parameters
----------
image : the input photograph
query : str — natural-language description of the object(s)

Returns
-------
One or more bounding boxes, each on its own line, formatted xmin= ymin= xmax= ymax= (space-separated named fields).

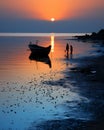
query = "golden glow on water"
xmin=0 ymin=34 xmax=64 ymax=81
xmin=0 ymin=33 xmax=96 ymax=81
xmin=51 ymin=35 xmax=54 ymax=52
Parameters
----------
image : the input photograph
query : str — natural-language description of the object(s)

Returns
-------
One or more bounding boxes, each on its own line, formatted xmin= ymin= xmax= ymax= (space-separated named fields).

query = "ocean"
xmin=0 ymin=33 xmax=100 ymax=130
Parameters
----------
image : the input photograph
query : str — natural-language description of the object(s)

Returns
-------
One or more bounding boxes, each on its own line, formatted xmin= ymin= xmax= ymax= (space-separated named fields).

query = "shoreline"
xmin=66 ymin=54 xmax=104 ymax=129
xmin=66 ymin=55 xmax=104 ymax=129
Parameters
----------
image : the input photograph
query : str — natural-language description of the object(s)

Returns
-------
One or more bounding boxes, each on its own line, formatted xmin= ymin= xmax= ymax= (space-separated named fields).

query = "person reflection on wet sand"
xmin=70 ymin=53 xmax=73 ymax=59
xmin=65 ymin=51 xmax=73 ymax=60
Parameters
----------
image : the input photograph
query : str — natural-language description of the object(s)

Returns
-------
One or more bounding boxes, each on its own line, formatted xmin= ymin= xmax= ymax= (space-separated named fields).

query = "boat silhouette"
xmin=28 ymin=43 xmax=51 ymax=56
xmin=29 ymin=52 xmax=52 ymax=68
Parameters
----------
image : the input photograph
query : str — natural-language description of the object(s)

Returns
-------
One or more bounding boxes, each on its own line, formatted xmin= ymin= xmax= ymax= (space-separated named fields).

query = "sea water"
xmin=0 ymin=33 xmax=100 ymax=130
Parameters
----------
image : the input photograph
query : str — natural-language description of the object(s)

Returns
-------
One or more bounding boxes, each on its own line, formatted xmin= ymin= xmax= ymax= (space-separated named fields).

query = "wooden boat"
xmin=29 ymin=52 xmax=52 ymax=68
xmin=28 ymin=44 xmax=51 ymax=56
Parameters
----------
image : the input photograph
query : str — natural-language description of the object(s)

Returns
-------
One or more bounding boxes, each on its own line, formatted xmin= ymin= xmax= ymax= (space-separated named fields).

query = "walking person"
xmin=66 ymin=43 xmax=69 ymax=53
xmin=70 ymin=45 xmax=73 ymax=54
xmin=65 ymin=43 xmax=69 ymax=58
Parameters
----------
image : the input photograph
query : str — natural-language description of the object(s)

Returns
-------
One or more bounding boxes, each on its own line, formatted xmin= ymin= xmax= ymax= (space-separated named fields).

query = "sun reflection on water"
xmin=51 ymin=35 xmax=54 ymax=52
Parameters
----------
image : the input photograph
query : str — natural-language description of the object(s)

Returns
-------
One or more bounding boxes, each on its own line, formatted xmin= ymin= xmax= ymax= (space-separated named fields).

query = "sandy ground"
xmin=29 ymin=54 xmax=104 ymax=130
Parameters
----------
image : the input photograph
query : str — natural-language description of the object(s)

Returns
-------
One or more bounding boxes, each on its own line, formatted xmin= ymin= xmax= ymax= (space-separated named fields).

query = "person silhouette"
xmin=70 ymin=45 xmax=73 ymax=54
xmin=65 ymin=43 xmax=69 ymax=58
xmin=66 ymin=43 xmax=69 ymax=52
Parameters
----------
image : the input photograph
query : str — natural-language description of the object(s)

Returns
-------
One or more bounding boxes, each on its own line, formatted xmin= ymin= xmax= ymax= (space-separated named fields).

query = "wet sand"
xmin=67 ymin=55 xmax=104 ymax=129
xmin=30 ymin=55 xmax=104 ymax=130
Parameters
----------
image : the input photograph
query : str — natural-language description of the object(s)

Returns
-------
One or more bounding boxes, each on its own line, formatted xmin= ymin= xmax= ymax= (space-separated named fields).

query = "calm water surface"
xmin=0 ymin=33 xmax=98 ymax=130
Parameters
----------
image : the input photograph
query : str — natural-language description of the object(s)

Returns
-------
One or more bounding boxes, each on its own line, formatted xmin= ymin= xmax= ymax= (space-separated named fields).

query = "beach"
xmin=0 ymin=33 xmax=104 ymax=130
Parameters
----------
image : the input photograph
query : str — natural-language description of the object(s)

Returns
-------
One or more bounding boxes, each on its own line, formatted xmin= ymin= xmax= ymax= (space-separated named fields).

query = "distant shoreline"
xmin=75 ymin=29 xmax=104 ymax=42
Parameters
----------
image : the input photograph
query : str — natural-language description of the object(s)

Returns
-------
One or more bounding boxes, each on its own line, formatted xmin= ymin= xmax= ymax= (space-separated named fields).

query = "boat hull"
xmin=28 ymin=44 xmax=51 ymax=56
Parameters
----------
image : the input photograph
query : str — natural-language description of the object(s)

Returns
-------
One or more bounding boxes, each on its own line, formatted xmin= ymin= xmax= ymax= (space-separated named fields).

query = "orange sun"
xmin=51 ymin=18 xmax=55 ymax=22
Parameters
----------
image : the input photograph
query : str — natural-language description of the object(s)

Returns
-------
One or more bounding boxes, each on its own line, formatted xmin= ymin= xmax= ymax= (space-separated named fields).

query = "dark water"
xmin=0 ymin=33 xmax=100 ymax=130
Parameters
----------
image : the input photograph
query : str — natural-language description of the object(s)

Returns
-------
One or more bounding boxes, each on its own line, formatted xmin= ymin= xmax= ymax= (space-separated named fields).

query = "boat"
xmin=29 ymin=52 xmax=52 ymax=68
xmin=28 ymin=43 xmax=51 ymax=56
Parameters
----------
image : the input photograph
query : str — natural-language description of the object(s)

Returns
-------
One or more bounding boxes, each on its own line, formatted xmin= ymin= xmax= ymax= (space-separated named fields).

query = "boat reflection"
xmin=29 ymin=52 xmax=52 ymax=68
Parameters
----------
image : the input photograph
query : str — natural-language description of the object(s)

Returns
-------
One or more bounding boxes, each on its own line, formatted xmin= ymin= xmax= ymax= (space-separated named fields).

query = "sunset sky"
xmin=0 ymin=0 xmax=104 ymax=32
